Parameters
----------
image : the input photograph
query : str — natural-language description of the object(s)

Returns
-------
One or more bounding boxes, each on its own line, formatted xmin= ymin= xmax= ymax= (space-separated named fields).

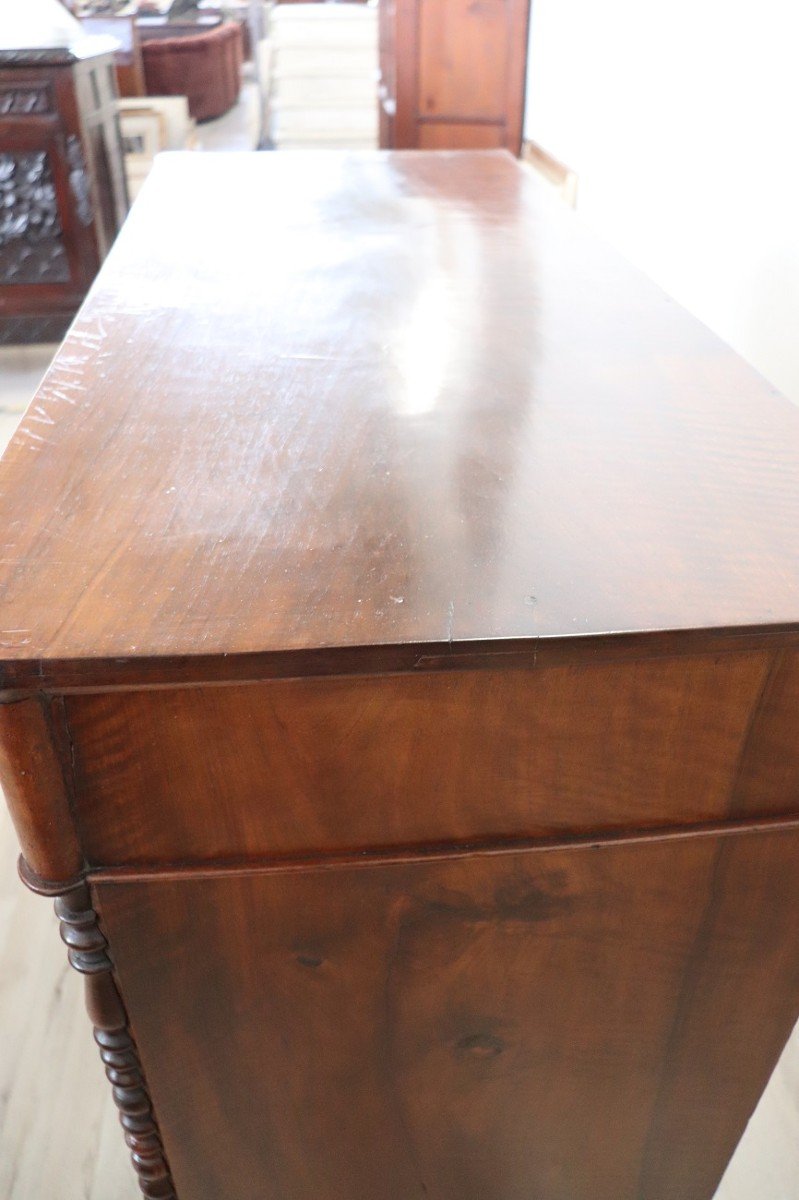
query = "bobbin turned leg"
xmin=0 ymin=698 xmax=178 ymax=1197
xmin=55 ymin=884 xmax=177 ymax=1200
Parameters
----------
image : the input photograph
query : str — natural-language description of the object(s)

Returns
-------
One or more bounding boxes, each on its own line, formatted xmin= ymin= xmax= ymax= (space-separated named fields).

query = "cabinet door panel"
xmin=383 ymin=0 xmax=530 ymax=150
xmin=418 ymin=0 xmax=511 ymax=120
xmin=418 ymin=122 xmax=507 ymax=149
xmin=95 ymin=828 xmax=799 ymax=1200
xmin=0 ymin=119 xmax=98 ymax=302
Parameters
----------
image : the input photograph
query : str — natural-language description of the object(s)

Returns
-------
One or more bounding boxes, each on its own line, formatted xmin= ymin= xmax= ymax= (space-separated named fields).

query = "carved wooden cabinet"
xmin=0 ymin=37 xmax=128 ymax=344
xmin=2 ymin=151 xmax=799 ymax=1200
xmin=378 ymin=0 xmax=531 ymax=151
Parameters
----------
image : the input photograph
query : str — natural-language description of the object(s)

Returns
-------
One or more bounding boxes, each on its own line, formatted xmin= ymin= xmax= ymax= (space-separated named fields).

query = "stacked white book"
xmin=267 ymin=2 xmax=378 ymax=150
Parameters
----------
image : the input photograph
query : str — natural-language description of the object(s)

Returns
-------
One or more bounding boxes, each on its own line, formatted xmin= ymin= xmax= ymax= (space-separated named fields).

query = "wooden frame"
xmin=118 ymin=106 xmax=166 ymax=158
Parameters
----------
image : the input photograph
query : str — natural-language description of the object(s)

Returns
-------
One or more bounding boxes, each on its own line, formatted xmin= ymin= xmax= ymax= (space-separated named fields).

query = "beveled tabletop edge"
xmin=0 ymin=623 xmax=797 ymax=696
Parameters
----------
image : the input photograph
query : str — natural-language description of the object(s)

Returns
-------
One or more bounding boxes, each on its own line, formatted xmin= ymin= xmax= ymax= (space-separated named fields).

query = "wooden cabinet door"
xmin=95 ymin=827 xmax=799 ymax=1200
xmin=384 ymin=0 xmax=530 ymax=151
xmin=0 ymin=108 xmax=99 ymax=316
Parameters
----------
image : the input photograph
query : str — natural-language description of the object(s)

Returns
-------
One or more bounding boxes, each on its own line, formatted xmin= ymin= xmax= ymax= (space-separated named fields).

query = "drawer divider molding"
xmin=86 ymin=809 xmax=799 ymax=886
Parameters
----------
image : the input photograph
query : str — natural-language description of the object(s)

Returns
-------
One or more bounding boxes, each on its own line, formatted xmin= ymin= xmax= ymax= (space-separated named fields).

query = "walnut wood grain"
xmin=0 ymin=697 xmax=82 ymax=886
xmin=55 ymin=884 xmax=176 ymax=1200
xmin=0 ymin=152 xmax=798 ymax=691
xmin=727 ymin=648 xmax=799 ymax=817
xmin=63 ymin=652 xmax=787 ymax=869
xmin=1 ymin=150 xmax=799 ymax=1200
xmin=95 ymin=827 xmax=799 ymax=1200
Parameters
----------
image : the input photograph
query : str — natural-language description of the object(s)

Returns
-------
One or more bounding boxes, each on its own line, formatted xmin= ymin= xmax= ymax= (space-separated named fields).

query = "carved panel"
xmin=0 ymin=49 xmax=75 ymax=66
xmin=0 ymin=84 xmax=52 ymax=114
xmin=0 ymin=313 xmax=72 ymax=346
xmin=54 ymin=885 xmax=177 ymax=1200
xmin=66 ymin=135 xmax=94 ymax=227
xmin=0 ymin=152 xmax=69 ymax=284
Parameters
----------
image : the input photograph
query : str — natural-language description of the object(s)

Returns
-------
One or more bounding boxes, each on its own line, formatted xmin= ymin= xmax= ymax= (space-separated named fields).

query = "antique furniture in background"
xmin=118 ymin=95 xmax=196 ymax=199
xmin=378 ymin=0 xmax=530 ymax=151
xmin=191 ymin=5 xmax=254 ymax=61
xmin=0 ymin=32 xmax=129 ymax=343
xmin=1 ymin=151 xmax=799 ymax=1200
xmin=80 ymin=15 xmax=147 ymax=97
xmin=136 ymin=14 xmax=223 ymax=39
xmin=140 ymin=21 xmax=242 ymax=120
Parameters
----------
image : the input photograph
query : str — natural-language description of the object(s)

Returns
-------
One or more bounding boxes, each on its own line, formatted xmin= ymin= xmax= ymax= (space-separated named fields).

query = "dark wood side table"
xmin=1 ymin=151 xmax=799 ymax=1200
xmin=0 ymin=35 xmax=128 ymax=344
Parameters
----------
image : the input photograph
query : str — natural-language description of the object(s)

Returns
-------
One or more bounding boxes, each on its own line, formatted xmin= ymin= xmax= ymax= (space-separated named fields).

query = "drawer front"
xmin=64 ymin=650 xmax=796 ymax=868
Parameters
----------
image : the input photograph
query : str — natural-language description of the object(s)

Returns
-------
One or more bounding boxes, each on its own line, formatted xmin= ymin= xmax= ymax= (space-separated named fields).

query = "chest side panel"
xmin=94 ymin=827 xmax=799 ymax=1200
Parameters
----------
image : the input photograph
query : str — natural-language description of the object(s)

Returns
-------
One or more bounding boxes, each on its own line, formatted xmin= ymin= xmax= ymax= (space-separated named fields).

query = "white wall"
xmin=524 ymin=0 xmax=799 ymax=404
xmin=0 ymin=0 xmax=82 ymax=50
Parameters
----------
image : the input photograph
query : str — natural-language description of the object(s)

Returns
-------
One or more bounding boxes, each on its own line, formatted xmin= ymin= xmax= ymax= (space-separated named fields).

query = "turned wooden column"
xmin=56 ymin=884 xmax=176 ymax=1200
xmin=0 ymin=696 xmax=176 ymax=1200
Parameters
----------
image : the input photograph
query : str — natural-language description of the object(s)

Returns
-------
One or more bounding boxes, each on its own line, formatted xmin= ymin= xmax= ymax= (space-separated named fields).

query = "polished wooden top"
xmin=0 ymin=150 xmax=798 ymax=688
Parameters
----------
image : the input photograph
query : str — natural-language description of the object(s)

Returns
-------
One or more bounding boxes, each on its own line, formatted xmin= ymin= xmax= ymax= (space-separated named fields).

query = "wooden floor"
xmin=1 ymin=351 xmax=798 ymax=1199
xmin=0 ymin=812 xmax=133 ymax=1199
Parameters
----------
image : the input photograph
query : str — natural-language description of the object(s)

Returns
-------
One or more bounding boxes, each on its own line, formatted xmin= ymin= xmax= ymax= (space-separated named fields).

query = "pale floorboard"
xmin=0 ymin=809 xmax=133 ymax=1199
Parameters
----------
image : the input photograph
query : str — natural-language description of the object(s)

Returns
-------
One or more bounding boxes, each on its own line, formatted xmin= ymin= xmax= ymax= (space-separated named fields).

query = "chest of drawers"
xmin=1 ymin=151 xmax=799 ymax=1200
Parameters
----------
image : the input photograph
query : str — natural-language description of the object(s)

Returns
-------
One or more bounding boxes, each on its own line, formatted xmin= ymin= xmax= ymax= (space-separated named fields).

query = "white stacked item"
xmin=267 ymin=2 xmax=378 ymax=150
xmin=117 ymin=96 xmax=197 ymax=202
